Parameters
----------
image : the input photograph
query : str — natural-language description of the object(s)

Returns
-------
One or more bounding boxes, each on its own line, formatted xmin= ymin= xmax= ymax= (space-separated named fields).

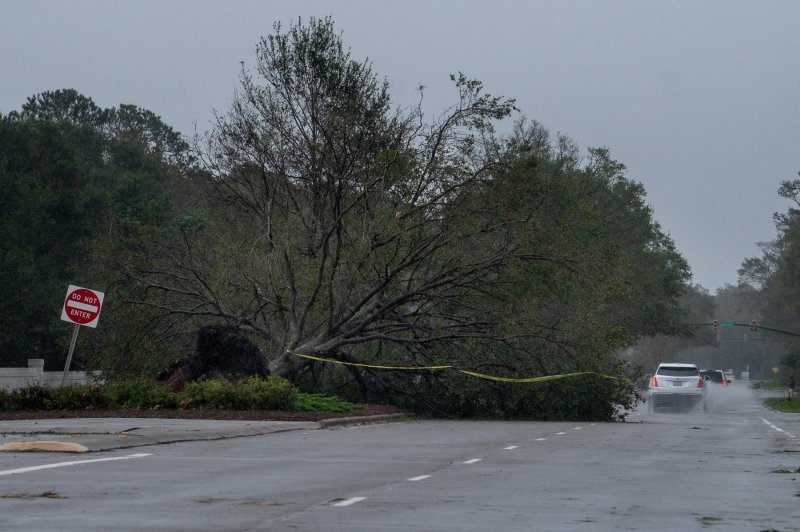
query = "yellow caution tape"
xmin=288 ymin=351 xmax=624 ymax=383
xmin=457 ymin=369 xmax=624 ymax=383
xmin=290 ymin=351 xmax=453 ymax=371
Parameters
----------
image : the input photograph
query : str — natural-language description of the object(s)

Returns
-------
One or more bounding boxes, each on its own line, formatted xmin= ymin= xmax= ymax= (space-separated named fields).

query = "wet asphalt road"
xmin=0 ymin=383 xmax=798 ymax=531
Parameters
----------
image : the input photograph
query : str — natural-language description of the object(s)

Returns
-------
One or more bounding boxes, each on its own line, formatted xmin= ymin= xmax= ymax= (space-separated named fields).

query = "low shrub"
xmin=177 ymin=376 xmax=300 ymax=410
xmin=106 ymin=379 xmax=177 ymax=409
xmin=49 ymin=384 xmax=112 ymax=410
xmin=236 ymin=376 xmax=296 ymax=410
xmin=294 ymin=393 xmax=356 ymax=412
xmin=0 ymin=376 xmax=354 ymax=413
xmin=0 ymin=387 xmax=18 ymax=411
xmin=14 ymin=384 xmax=54 ymax=410
xmin=179 ymin=379 xmax=239 ymax=409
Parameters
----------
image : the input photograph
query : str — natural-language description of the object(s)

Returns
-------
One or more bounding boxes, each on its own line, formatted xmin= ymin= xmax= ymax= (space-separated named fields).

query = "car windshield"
xmin=657 ymin=366 xmax=699 ymax=377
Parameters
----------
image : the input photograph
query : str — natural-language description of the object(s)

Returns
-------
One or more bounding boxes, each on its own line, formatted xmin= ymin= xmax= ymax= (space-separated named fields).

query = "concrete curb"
xmin=0 ymin=420 xmax=319 ymax=453
xmin=0 ymin=414 xmax=412 ymax=452
xmin=318 ymin=413 xmax=409 ymax=428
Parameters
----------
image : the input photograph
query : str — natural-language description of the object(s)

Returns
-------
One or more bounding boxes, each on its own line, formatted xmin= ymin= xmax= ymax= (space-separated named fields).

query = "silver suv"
xmin=648 ymin=363 xmax=706 ymax=412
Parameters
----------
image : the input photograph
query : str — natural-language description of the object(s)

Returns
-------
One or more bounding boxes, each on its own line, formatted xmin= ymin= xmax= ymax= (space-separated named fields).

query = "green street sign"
xmin=719 ymin=322 xmax=735 ymax=327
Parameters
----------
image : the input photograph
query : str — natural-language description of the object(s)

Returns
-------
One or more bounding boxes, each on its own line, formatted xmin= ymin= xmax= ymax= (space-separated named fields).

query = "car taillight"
xmin=650 ymin=376 xmax=658 ymax=388
xmin=722 ymin=379 xmax=728 ymax=387
xmin=697 ymin=377 xmax=704 ymax=388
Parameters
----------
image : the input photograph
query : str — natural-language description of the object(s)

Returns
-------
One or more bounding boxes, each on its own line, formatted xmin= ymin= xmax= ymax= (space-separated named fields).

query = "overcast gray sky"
xmin=3 ymin=0 xmax=798 ymax=292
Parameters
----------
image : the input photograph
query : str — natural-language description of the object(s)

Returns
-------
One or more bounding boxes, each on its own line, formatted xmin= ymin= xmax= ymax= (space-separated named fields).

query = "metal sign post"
xmin=61 ymin=323 xmax=81 ymax=385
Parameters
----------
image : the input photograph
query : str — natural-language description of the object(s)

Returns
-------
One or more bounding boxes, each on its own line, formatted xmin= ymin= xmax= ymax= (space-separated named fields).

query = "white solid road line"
xmin=407 ymin=475 xmax=432 ymax=482
xmin=761 ymin=417 xmax=797 ymax=438
xmin=0 ymin=453 xmax=152 ymax=477
xmin=463 ymin=458 xmax=482 ymax=464
xmin=333 ymin=497 xmax=366 ymax=507
xmin=504 ymin=445 xmax=519 ymax=450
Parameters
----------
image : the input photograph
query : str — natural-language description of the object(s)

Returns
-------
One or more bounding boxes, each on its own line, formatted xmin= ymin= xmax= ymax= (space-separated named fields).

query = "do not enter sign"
xmin=61 ymin=285 xmax=104 ymax=328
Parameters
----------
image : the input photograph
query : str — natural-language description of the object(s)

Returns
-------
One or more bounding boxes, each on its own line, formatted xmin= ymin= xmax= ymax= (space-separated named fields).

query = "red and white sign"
xmin=61 ymin=285 xmax=104 ymax=328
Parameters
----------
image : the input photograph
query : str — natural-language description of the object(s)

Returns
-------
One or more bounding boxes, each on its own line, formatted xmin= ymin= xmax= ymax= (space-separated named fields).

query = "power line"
xmin=685 ymin=322 xmax=800 ymax=338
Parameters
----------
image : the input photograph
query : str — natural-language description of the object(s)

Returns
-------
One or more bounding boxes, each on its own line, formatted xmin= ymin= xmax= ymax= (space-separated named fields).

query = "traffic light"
xmin=712 ymin=320 xmax=719 ymax=332
xmin=749 ymin=320 xmax=758 ymax=331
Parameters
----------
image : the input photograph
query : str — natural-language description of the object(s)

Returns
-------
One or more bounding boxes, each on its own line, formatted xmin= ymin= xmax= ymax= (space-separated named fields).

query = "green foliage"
xmin=0 ymin=376 xmax=311 ymax=412
xmin=484 ymin=137 xmax=690 ymax=342
xmin=738 ymin=173 xmax=800 ymax=376
xmin=179 ymin=379 xmax=240 ymax=409
xmin=1 ymin=20 xmax=694 ymax=421
xmin=0 ymin=387 xmax=18 ymax=411
xmin=13 ymin=384 xmax=54 ymax=410
xmin=19 ymin=88 xmax=108 ymax=126
xmin=19 ymin=89 xmax=194 ymax=170
xmin=0 ymin=116 xmax=108 ymax=368
xmin=177 ymin=377 xmax=300 ymax=410
xmin=237 ymin=376 xmax=297 ymax=410
xmin=0 ymin=91 xmax=200 ymax=374
xmin=391 ymin=369 xmax=636 ymax=421
xmin=681 ymin=284 xmax=716 ymax=325
xmin=106 ymin=379 xmax=177 ymax=409
xmin=294 ymin=393 xmax=356 ymax=412
xmin=83 ymin=307 xmax=182 ymax=381
xmin=49 ymin=384 xmax=112 ymax=410
xmin=781 ymin=350 xmax=800 ymax=371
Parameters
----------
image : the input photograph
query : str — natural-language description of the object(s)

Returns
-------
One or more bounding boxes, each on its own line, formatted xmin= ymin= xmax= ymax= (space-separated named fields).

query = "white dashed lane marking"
xmin=330 ymin=424 xmax=600 ymax=509
xmin=333 ymin=497 xmax=366 ymax=507
xmin=0 ymin=453 xmax=152 ymax=477
xmin=761 ymin=418 xmax=797 ymax=438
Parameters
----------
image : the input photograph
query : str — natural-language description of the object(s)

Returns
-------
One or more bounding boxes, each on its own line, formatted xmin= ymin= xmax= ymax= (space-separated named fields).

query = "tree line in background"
xmin=733 ymin=177 xmax=800 ymax=379
xmin=0 ymin=18 xmax=695 ymax=419
xmin=625 ymin=182 xmax=800 ymax=383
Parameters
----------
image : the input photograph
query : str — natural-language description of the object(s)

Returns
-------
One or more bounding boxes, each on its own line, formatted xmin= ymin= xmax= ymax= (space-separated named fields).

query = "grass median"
xmin=765 ymin=397 xmax=800 ymax=413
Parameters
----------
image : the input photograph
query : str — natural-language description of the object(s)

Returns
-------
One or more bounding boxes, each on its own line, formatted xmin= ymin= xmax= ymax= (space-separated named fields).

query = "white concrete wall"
xmin=0 ymin=359 xmax=92 ymax=390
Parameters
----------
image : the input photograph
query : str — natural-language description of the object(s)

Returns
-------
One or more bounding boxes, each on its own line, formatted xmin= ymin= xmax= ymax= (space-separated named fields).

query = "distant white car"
xmin=648 ymin=363 xmax=706 ymax=412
